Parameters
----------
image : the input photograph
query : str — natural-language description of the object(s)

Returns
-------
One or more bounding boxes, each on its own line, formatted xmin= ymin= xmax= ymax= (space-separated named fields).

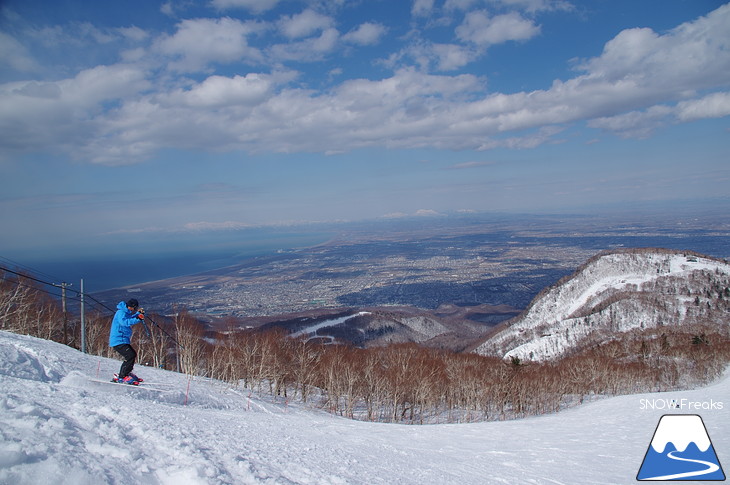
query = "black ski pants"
xmin=113 ymin=344 xmax=137 ymax=378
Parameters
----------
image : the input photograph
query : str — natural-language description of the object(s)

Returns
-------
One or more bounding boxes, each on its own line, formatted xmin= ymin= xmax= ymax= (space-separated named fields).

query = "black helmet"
xmin=126 ymin=298 xmax=139 ymax=309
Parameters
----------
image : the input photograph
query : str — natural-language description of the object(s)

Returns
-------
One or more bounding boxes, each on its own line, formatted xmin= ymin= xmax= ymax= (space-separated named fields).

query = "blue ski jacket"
xmin=109 ymin=301 xmax=141 ymax=347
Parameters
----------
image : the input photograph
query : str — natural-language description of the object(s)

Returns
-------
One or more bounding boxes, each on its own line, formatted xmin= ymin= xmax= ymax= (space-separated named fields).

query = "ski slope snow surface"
xmin=0 ymin=330 xmax=728 ymax=484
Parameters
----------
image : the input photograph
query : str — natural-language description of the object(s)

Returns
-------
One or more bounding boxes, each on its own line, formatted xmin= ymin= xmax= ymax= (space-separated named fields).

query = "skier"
xmin=109 ymin=298 xmax=145 ymax=384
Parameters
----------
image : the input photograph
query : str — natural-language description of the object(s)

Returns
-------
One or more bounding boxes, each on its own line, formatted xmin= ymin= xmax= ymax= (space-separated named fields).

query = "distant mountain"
xmin=472 ymin=248 xmax=730 ymax=361
xmin=251 ymin=304 xmax=506 ymax=351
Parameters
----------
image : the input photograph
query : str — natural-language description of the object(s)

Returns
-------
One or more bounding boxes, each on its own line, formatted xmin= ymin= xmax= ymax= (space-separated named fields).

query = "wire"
xmin=0 ymin=256 xmax=66 ymax=284
xmin=3 ymin=276 xmax=64 ymax=300
xmin=82 ymin=292 xmax=116 ymax=315
xmin=1 ymin=265 xmax=64 ymax=291
xmin=1 ymin=262 xmax=183 ymax=348
xmin=0 ymin=264 xmax=114 ymax=315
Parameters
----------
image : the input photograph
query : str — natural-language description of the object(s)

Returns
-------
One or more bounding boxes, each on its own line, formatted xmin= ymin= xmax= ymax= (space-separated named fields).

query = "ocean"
xmin=19 ymin=230 xmax=335 ymax=293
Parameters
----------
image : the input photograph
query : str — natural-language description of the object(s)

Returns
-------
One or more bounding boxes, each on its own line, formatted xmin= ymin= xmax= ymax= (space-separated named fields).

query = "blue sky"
xmin=1 ymin=0 xmax=729 ymax=261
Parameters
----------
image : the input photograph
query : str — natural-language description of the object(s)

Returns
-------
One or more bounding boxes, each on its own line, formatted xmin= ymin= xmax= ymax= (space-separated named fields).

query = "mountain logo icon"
xmin=637 ymin=414 xmax=726 ymax=481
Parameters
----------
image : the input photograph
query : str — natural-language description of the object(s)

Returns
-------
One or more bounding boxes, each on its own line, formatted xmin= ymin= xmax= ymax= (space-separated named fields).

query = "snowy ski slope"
xmin=1 ymin=330 xmax=728 ymax=484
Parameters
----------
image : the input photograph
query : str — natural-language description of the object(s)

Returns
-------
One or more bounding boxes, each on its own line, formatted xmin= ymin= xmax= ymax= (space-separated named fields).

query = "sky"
xmin=1 ymin=0 xmax=729 ymax=261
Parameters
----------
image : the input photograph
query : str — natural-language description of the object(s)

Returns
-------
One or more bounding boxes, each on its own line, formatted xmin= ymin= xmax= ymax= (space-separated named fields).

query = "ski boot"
xmin=129 ymin=372 xmax=144 ymax=383
xmin=112 ymin=374 xmax=140 ymax=385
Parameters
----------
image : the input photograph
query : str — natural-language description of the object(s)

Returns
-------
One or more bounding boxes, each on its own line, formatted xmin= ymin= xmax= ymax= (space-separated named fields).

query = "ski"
xmin=131 ymin=381 xmax=176 ymax=387
xmin=88 ymin=378 xmax=171 ymax=392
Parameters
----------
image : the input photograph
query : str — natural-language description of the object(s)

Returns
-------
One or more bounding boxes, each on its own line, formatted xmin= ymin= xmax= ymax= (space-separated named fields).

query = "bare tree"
xmin=289 ymin=337 xmax=321 ymax=403
xmin=174 ymin=310 xmax=207 ymax=376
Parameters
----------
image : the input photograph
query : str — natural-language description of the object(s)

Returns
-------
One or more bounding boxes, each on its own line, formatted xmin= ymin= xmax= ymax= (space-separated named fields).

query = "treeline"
xmin=191 ymin=323 xmax=730 ymax=423
xmin=1 ymin=270 xmax=66 ymax=342
xmin=2 ymin=268 xmax=730 ymax=424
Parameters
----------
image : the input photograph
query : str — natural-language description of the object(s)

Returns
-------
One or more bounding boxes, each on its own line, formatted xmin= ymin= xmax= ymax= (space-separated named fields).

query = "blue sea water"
xmin=19 ymin=230 xmax=335 ymax=292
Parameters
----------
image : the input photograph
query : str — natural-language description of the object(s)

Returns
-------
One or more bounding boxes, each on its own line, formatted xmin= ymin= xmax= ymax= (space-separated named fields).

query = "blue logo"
xmin=637 ymin=414 xmax=726 ymax=481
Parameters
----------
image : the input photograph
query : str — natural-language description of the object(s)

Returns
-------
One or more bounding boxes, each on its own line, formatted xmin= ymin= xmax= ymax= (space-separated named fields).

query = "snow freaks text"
xmin=639 ymin=399 xmax=724 ymax=411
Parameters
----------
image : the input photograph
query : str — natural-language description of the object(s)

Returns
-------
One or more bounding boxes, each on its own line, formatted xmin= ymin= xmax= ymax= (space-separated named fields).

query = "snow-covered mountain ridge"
xmin=474 ymin=248 xmax=730 ymax=362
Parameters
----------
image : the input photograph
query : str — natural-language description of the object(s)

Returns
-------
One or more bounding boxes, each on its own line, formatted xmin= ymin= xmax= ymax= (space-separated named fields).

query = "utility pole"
xmin=80 ymin=278 xmax=86 ymax=354
xmin=58 ymin=282 xmax=71 ymax=345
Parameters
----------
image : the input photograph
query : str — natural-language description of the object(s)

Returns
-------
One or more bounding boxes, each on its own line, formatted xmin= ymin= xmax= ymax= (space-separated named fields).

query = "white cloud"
xmin=589 ymin=91 xmax=730 ymax=138
xmin=577 ymin=4 xmax=730 ymax=92
xmin=412 ymin=0 xmax=436 ymax=17
xmin=334 ymin=68 xmax=482 ymax=106
xmin=342 ymin=22 xmax=387 ymax=46
xmin=588 ymin=105 xmax=673 ymax=139
xmin=577 ymin=27 xmax=660 ymax=82
xmin=448 ymin=160 xmax=497 ymax=169
xmin=676 ymin=91 xmax=730 ymax=122
xmin=160 ymin=2 xmax=175 ymax=17
xmin=382 ymin=212 xmax=410 ymax=219
xmin=77 ymin=22 xmax=117 ymax=44
xmin=0 ymin=32 xmax=39 ymax=72
xmin=27 ymin=22 xmax=134 ymax=48
xmin=3 ymin=4 xmax=729 ymax=165
xmin=430 ymin=43 xmax=475 ymax=71
xmin=154 ymin=17 xmax=264 ymax=72
xmin=478 ymin=125 xmax=566 ymax=150
xmin=493 ymin=0 xmax=573 ymax=13
xmin=11 ymin=81 xmax=61 ymax=99
xmin=1 ymin=64 xmax=148 ymax=113
xmin=456 ymin=11 xmax=540 ymax=46
xmin=443 ymin=0 xmax=476 ymax=10
xmin=210 ymin=0 xmax=281 ymax=14
xmin=389 ymin=40 xmax=478 ymax=73
xmin=117 ymin=26 xmax=150 ymax=43
xmin=182 ymin=221 xmax=252 ymax=231
xmin=269 ymin=28 xmax=340 ymax=62
xmin=277 ymin=9 xmax=334 ymax=39
xmin=0 ymin=64 xmax=150 ymax=160
xmin=165 ymin=73 xmax=275 ymax=108
xmin=67 ymin=65 xmax=150 ymax=104
xmin=570 ymin=5 xmax=730 ymax=137
xmin=444 ymin=0 xmax=575 ymax=13
xmin=445 ymin=0 xmax=573 ymax=13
